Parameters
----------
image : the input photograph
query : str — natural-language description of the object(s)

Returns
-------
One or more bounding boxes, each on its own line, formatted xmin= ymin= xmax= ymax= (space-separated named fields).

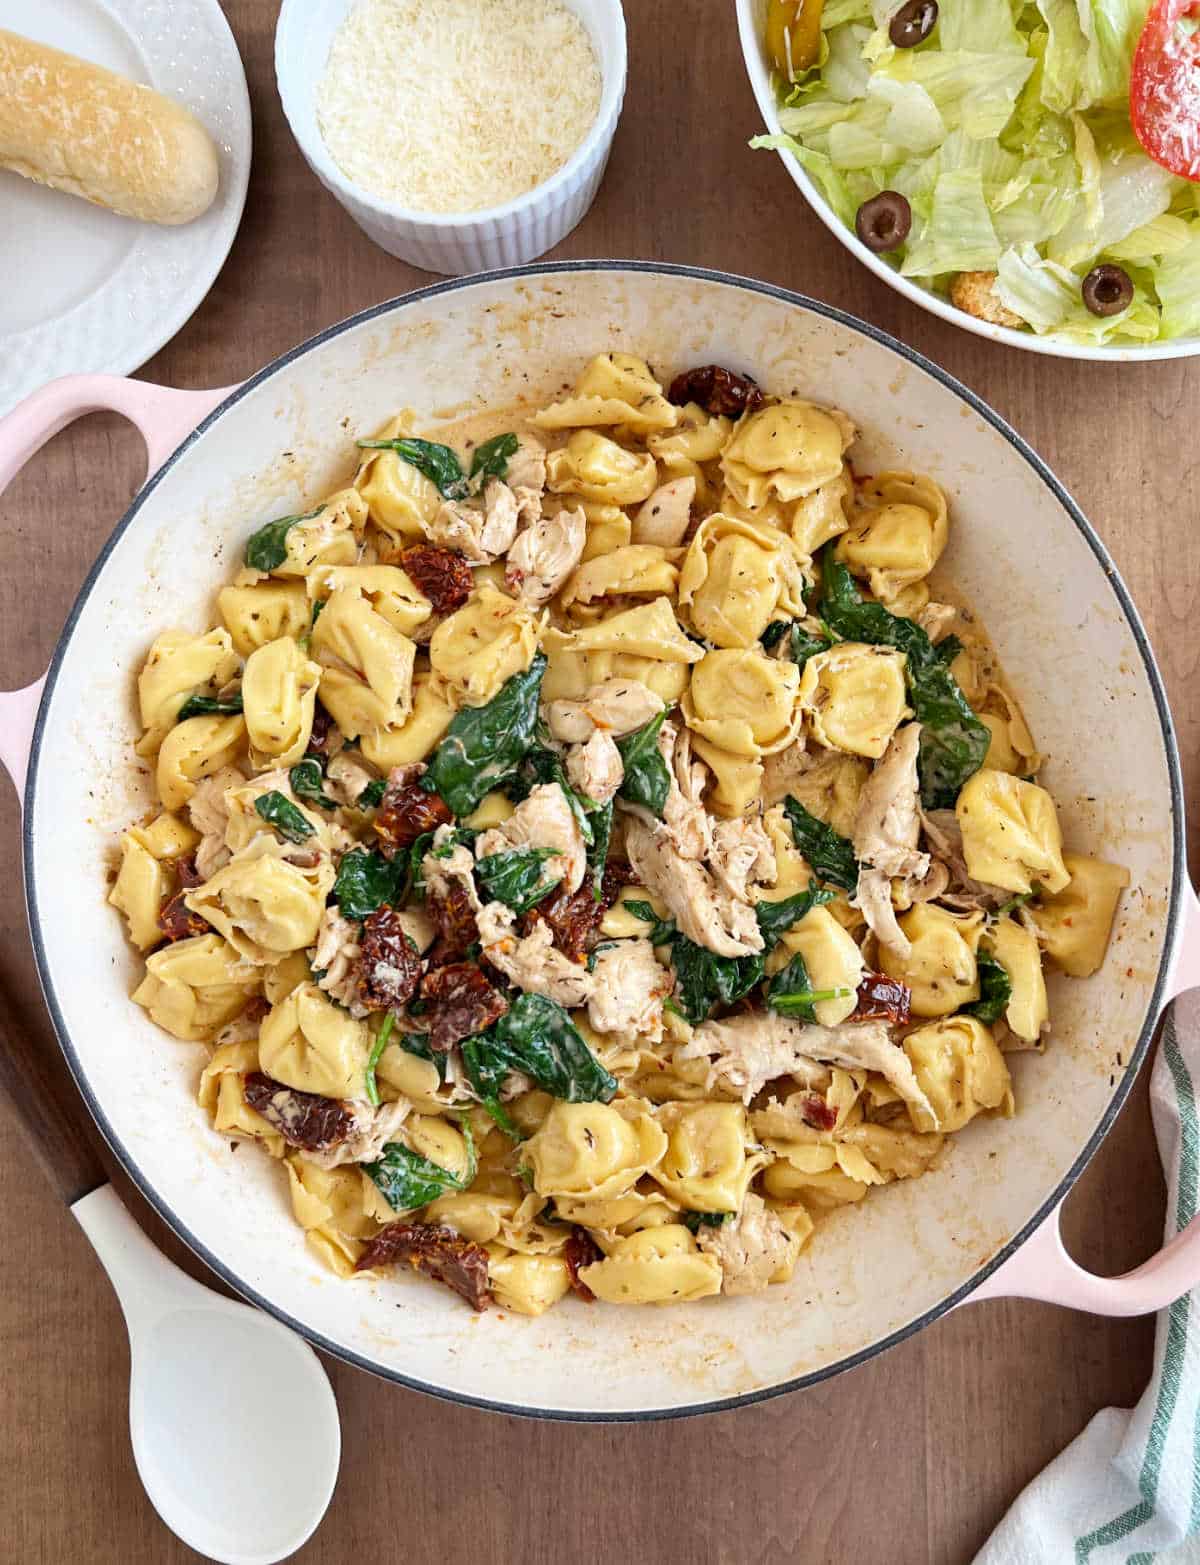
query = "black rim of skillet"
xmin=22 ymin=259 xmax=1186 ymax=1423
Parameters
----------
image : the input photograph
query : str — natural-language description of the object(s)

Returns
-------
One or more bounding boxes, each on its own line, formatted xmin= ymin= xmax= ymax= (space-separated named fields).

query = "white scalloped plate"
xmin=0 ymin=0 xmax=251 ymax=416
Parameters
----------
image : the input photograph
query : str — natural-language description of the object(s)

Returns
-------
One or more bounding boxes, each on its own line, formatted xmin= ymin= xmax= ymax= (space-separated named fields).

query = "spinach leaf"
xmin=460 ymin=1036 xmax=521 ymax=1139
xmin=332 ymin=847 xmax=405 ymax=921
xmin=820 ymin=556 xmax=988 ymax=809
xmin=782 ymin=798 xmax=859 ymax=892
xmin=356 ymin=436 xmax=469 ymax=499
xmin=364 ymin=1012 xmax=394 ymax=1108
xmin=616 ymin=709 xmax=670 ymax=813
xmin=760 ymin=620 xmax=789 ymax=650
xmin=289 ymin=758 xmax=338 ymax=811
xmin=995 ymin=886 xmax=1038 ymax=918
xmin=585 ymin=799 xmax=613 ymax=899
xmin=253 ymin=790 xmax=315 ymax=845
xmin=424 ymin=654 xmax=546 ymax=817
xmin=766 ymin=951 xmax=853 ymax=1021
xmin=358 ymin=777 xmax=387 ymax=808
xmin=682 ymin=1210 xmax=733 ymax=1233
xmin=244 ymin=504 xmax=324 ymax=572
xmin=786 ymin=624 xmax=833 ymax=670
xmin=965 ymin=950 xmax=1012 ymax=1024
xmin=364 ymin=1119 xmax=476 ymax=1212
xmin=475 ymin=847 xmax=562 ymax=913
xmin=397 ymin=1031 xmax=448 ymax=1082
xmin=471 ymin=993 xmax=617 ymax=1104
xmin=936 ymin=633 xmax=964 ymax=666
xmin=469 ymin=432 xmax=518 ymax=484
xmin=624 ymin=899 xmax=677 ymax=947
xmin=666 ymin=881 xmax=833 ymax=1024
xmin=177 ymin=692 xmax=243 ymax=722
xmin=755 ymin=881 xmax=836 ymax=947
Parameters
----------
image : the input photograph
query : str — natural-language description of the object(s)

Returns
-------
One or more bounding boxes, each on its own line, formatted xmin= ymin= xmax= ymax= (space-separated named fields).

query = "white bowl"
xmin=276 ymin=0 xmax=627 ymax=275
xmin=735 ymin=0 xmax=1200 ymax=362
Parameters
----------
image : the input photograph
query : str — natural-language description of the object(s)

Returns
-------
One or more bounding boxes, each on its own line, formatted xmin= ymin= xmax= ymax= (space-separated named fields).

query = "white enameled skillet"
xmin=0 ymin=263 xmax=1197 ymax=1420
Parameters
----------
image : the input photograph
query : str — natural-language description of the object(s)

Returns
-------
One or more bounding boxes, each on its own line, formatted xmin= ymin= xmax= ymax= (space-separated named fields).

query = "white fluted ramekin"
xmin=276 ymin=0 xmax=627 ymax=275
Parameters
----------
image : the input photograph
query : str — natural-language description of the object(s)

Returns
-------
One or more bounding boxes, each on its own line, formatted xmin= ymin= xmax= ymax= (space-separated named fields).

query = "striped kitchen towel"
xmin=976 ymin=989 xmax=1200 ymax=1565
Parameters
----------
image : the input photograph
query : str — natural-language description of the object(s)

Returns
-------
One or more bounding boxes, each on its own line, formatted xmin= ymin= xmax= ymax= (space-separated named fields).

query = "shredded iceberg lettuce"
xmin=751 ymin=0 xmax=1196 ymax=344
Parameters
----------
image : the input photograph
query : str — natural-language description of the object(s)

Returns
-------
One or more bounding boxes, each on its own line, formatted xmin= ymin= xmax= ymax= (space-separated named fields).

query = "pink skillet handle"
xmin=0 ymin=374 xmax=236 ymax=800
xmin=967 ymin=885 xmax=1200 ymax=1316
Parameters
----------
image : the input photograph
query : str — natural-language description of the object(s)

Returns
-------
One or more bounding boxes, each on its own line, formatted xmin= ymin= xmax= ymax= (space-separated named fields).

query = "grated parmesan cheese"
xmin=316 ymin=0 xmax=603 ymax=215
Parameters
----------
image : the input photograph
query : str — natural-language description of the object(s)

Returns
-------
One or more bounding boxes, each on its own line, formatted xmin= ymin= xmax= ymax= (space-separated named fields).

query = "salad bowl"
xmin=736 ymin=0 xmax=1200 ymax=362
xmin=0 ymin=262 xmax=1197 ymax=1419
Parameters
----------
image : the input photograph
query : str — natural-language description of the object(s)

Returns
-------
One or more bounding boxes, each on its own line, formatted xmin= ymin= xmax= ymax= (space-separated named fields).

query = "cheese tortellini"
xmin=112 ymin=350 xmax=1127 ymax=1322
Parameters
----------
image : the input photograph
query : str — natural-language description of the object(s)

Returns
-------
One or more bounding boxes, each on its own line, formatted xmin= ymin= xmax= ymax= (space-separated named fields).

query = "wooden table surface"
xmin=1 ymin=3 xmax=1196 ymax=1561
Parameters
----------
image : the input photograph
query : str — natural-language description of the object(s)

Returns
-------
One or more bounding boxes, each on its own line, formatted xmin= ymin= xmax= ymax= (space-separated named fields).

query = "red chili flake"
xmin=398 ymin=544 xmax=474 ymax=614
xmin=357 ymin=907 xmax=422 ymax=1011
xmin=563 ymin=1226 xmax=603 ymax=1302
xmin=425 ymin=877 xmax=479 ymax=962
xmin=666 ymin=364 xmax=765 ymax=418
xmin=851 ymin=972 xmax=912 ymax=1027
xmin=243 ymin=1072 xmax=356 ymax=1151
xmin=419 ymin=962 xmax=508 ymax=1052
xmin=306 ymin=701 xmax=339 ymax=757
xmin=374 ymin=773 xmax=454 ymax=860
xmin=795 ymin=1094 xmax=838 ymax=1133
xmin=173 ymin=853 xmax=204 ymax=889
xmin=355 ymin=1221 xmax=492 ymax=1311
xmin=157 ymin=890 xmax=209 ymax=943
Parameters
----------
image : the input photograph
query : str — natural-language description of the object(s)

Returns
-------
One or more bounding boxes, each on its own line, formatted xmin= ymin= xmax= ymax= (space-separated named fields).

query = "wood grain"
xmin=0 ymin=2 xmax=1192 ymax=1560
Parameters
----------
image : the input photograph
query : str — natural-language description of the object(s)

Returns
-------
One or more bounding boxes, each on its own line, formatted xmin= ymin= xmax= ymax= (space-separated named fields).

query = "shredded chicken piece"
xmin=678 ymin=1012 xmax=935 ymax=1124
xmin=545 ymin=679 xmax=664 ymax=744
xmin=476 ymin=782 xmax=587 ymax=895
xmin=505 ymin=505 xmax=586 ymax=605
xmin=427 ymin=478 xmax=520 ymax=563
xmin=624 ymin=816 xmax=762 ymax=958
xmin=708 ymin=817 xmax=776 ymax=906
xmin=631 ymin=476 xmax=695 ymax=547
xmin=187 ymin=765 xmax=244 ymax=879
xmin=506 ymin=435 xmax=547 ymax=524
xmin=477 ymin=902 xmax=592 ymax=1008
xmin=852 ymin=724 xmax=930 ymax=957
xmin=303 ymin=1098 xmax=413 ymax=1170
xmin=566 ymin=730 xmax=623 ymax=807
xmin=760 ymin=737 xmax=811 ymax=809
xmin=422 ymin=828 xmax=483 ymax=915
xmin=313 ymin=905 xmax=367 ymax=1017
xmin=921 ymin=808 xmax=1010 ymax=913
xmin=916 ymin=602 xmax=957 ymax=644
xmin=696 ymin=1194 xmax=796 ymax=1295
xmin=586 ymin=938 xmax=671 ymax=1040
xmin=324 ymin=752 xmax=378 ymax=807
xmin=675 ymin=1013 xmax=830 ymax=1102
xmin=648 ymin=720 xmax=712 ymax=862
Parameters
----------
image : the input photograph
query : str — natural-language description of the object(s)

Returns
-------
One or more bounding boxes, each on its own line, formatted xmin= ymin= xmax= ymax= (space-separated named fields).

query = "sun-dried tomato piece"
xmin=852 ymin=972 xmax=912 ymax=1027
xmin=521 ymin=860 xmax=629 ymax=962
xmin=398 ymin=544 xmax=474 ymax=615
xmin=374 ymin=773 xmax=454 ymax=860
xmin=357 ymin=907 xmax=422 ymax=1011
xmin=563 ymin=1226 xmax=603 ymax=1302
xmin=795 ymin=1093 xmax=838 ymax=1133
xmin=419 ymin=962 xmax=508 ymax=1052
xmin=173 ymin=853 xmax=204 ymax=889
xmin=355 ymin=1221 xmax=492 ymax=1311
xmin=667 ymin=364 xmax=765 ymax=418
xmin=306 ymin=700 xmax=339 ymax=757
xmin=243 ymin=1072 xmax=356 ymax=1151
xmin=158 ymin=890 xmax=209 ymax=943
xmin=425 ymin=877 xmax=480 ymax=963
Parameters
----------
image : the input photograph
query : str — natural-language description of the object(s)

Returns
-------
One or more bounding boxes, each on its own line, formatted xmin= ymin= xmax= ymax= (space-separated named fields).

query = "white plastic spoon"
xmin=0 ymin=985 xmax=341 ymax=1563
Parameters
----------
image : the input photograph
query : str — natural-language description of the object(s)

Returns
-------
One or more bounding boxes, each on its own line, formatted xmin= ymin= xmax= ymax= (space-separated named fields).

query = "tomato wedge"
xmin=1131 ymin=0 xmax=1200 ymax=180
